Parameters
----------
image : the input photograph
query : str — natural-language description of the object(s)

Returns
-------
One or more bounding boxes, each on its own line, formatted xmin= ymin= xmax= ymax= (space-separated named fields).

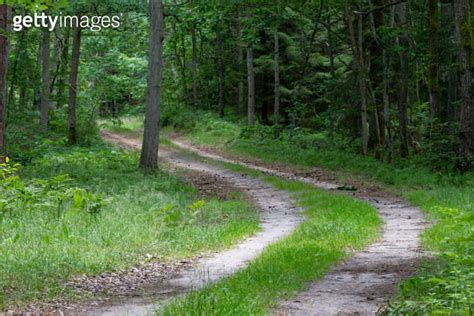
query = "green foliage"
xmin=160 ymin=173 xmax=380 ymax=315
xmin=0 ymin=142 xmax=258 ymax=309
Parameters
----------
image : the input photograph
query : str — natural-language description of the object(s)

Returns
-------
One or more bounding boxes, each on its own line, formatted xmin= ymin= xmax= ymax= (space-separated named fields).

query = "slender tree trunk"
xmin=19 ymin=85 xmax=27 ymax=109
xmin=454 ymin=0 xmax=473 ymax=170
xmin=68 ymin=27 xmax=81 ymax=145
xmin=428 ymin=0 xmax=441 ymax=122
xmin=327 ymin=14 xmax=335 ymax=78
xmin=40 ymin=28 xmax=51 ymax=131
xmin=140 ymin=0 xmax=164 ymax=171
xmin=57 ymin=27 xmax=70 ymax=109
xmin=397 ymin=2 xmax=410 ymax=158
xmin=383 ymin=49 xmax=394 ymax=163
xmin=0 ymin=5 xmax=9 ymax=163
xmin=274 ymin=28 xmax=280 ymax=128
xmin=345 ymin=0 xmax=369 ymax=155
xmin=237 ymin=8 xmax=244 ymax=115
xmin=216 ymin=27 xmax=225 ymax=118
xmin=191 ymin=17 xmax=198 ymax=108
xmin=247 ymin=46 xmax=255 ymax=125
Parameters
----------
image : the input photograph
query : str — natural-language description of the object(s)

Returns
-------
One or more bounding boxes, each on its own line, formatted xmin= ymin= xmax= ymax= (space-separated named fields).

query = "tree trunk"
xmin=0 ymin=5 xmax=9 ymax=163
xmin=428 ymin=0 xmax=441 ymax=122
xmin=216 ymin=27 xmax=225 ymax=118
xmin=247 ymin=46 xmax=255 ymax=125
xmin=40 ymin=28 xmax=51 ymax=131
xmin=140 ymin=0 xmax=164 ymax=171
xmin=68 ymin=27 xmax=81 ymax=145
xmin=191 ymin=17 xmax=198 ymax=108
xmin=274 ymin=28 xmax=280 ymax=128
xmin=57 ymin=27 xmax=70 ymax=109
xmin=345 ymin=0 xmax=369 ymax=155
xmin=397 ymin=2 xmax=410 ymax=158
xmin=237 ymin=8 xmax=244 ymax=115
xmin=454 ymin=0 xmax=473 ymax=170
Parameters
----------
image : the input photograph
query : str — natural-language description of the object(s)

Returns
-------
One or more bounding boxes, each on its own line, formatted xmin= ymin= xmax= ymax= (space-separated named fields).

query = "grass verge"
xmin=168 ymin=112 xmax=474 ymax=314
xmin=159 ymin=164 xmax=380 ymax=315
xmin=0 ymin=141 xmax=258 ymax=309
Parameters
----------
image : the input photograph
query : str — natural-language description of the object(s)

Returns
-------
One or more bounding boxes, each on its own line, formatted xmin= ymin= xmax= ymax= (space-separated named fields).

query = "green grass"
xmin=169 ymin=112 xmax=474 ymax=315
xmin=159 ymin=169 xmax=380 ymax=315
xmin=0 ymin=142 xmax=259 ymax=309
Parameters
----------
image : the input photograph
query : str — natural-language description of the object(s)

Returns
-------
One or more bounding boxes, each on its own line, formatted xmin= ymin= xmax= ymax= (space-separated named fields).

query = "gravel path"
xmin=94 ymin=132 xmax=304 ymax=315
xmin=169 ymin=138 xmax=427 ymax=316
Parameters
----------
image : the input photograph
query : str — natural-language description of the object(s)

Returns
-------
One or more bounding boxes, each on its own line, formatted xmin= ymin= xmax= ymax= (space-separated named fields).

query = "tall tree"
xmin=191 ymin=11 xmax=198 ymax=108
xmin=216 ymin=26 xmax=225 ymax=118
xmin=274 ymin=28 xmax=280 ymax=128
xmin=454 ymin=0 xmax=473 ymax=170
xmin=396 ymin=2 xmax=410 ymax=158
xmin=140 ymin=0 xmax=164 ymax=171
xmin=236 ymin=8 xmax=244 ymax=115
xmin=40 ymin=27 xmax=51 ymax=130
xmin=0 ymin=4 xmax=9 ymax=163
xmin=345 ymin=0 xmax=369 ymax=155
xmin=68 ymin=27 xmax=81 ymax=144
xmin=428 ymin=0 xmax=441 ymax=122
xmin=247 ymin=46 xmax=255 ymax=125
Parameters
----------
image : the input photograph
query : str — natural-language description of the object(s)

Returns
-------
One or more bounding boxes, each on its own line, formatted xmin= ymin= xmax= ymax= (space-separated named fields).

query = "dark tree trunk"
xmin=40 ymin=28 xmax=51 ymax=131
xmin=397 ymin=2 xmax=410 ymax=158
xmin=68 ymin=27 xmax=81 ymax=145
xmin=237 ymin=8 xmax=244 ymax=115
xmin=247 ymin=46 xmax=255 ymax=124
xmin=428 ymin=0 xmax=442 ymax=122
xmin=57 ymin=27 xmax=70 ymax=109
xmin=140 ymin=0 xmax=164 ymax=171
xmin=274 ymin=28 xmax=280 ymax=128
xmin=0 ymin=5 xmax=9 ymax=163
xmin=454 ymin=0 xmax=473 ymax=170
xmin=216 ymin=27 xmax=225 ymax=118
xmin=345 ymin=0 xmax=369 ymax=155
xmin=191 ymin=16 xmax=198 ymax=108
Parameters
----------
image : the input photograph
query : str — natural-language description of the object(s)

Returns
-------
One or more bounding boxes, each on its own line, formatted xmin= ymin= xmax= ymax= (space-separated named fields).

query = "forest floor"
xmin=92 ymin=130 xmax=427 ymax=315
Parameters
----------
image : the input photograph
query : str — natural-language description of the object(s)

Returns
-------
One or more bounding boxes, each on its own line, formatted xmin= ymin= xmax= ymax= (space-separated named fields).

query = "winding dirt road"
xmin=94 ymin=132 xmax=427 ymax=315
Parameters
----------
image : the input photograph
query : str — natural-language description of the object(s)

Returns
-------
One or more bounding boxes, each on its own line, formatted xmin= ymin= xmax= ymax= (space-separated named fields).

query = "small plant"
xmin=0 ymin=157 xmax=20 ymax=179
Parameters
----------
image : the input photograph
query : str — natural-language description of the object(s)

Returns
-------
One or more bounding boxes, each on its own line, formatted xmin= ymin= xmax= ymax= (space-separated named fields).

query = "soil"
xmin=7 ymin=131 xmax=427 ymax=316
xmin=168 ymin=137 xmax=428 ymax=316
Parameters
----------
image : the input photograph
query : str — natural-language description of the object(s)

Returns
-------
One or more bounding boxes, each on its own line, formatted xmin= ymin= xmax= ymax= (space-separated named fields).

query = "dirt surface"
xmin=169 ymin=137 xmax=428 ymax=316
xmin=72 ymin=131 xmax=303 ymax=315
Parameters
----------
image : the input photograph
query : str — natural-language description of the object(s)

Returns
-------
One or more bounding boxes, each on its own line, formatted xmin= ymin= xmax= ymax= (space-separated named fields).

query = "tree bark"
xmin=454 ymin=0 xmax=473 ymax=170
xmin=345 ymin=0 xmax=369 ymax=155
xmin=0 ymin=5 xmax=9 ymax=163
xmin=40 ymin=27 xmax=51 ymax=131
xmin=428 ymin=0 xmax=441 ymax=122
xmin=237 ymin=8 xmax=244 ymax=115
xmin=57 ymin=27 xmax=70 ymax=109
xmin=191 ymin=16 xmax=198 ymax=108
xmin=216 ymin=27 xmax=225 ymax=118
xmin=274 ymin=28 xmax=280 ymax=128
xmin=140 ymin=0 xmax=164 ymax=171
xmin=397 ymin=2 xmax=410 ymax=158
xmin=247 ymin=46 xmax=255 ymax=125
xmin=68 ymin=27 xmax=81 ymax=145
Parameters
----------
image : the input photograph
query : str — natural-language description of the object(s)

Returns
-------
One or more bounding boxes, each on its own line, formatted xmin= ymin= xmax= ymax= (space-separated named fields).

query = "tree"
xmin=68 ymin=26 xmax=81 ymax=145
xmin=247 ymin=46 xmax=255 ymax=125
xmin=140 ymin=0 xmax=164 ymax=171
xmin=274 ymin=28 xmax=280 ymax=128
xmin=454 ymin=0 xmax=473 ymax=170
xmin=345 ymin=0 xmax=369 ymax=155
xmin=428 ymin=0 xmax=441 ymax=122
xmin=40 ymin=26 xmax=51 ymax=131
xmin=0 ymin=4 xmax=9 ymax=163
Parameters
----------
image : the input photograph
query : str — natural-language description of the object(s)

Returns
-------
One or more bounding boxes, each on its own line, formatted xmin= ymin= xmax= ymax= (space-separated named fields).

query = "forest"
xmin=0 ymin=0 xmax=473 ymax=315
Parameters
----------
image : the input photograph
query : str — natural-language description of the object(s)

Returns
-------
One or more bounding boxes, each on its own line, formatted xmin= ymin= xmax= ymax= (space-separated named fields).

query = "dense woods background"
xmin=0 ymin=1 xmax=473 ymax=314
xmin=0 ymin=0 xmax=472 ymax=172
